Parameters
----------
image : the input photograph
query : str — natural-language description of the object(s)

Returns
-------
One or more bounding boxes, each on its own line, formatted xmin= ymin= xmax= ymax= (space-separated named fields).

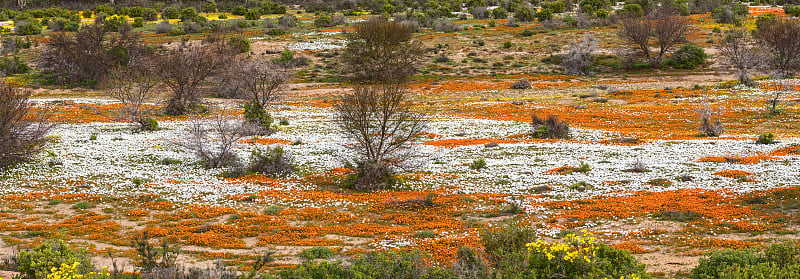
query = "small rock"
xmin=454 ymin=132 xmax=467 ymax=137
xmin=511 ymin=100 xmax=524 ymax=105
xmin=484 ymin=142 xmax=499 ymax=148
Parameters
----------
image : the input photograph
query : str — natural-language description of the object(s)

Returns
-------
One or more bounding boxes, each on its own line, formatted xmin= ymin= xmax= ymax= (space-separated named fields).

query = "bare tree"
xmin=39 ymin=23 xmax=142 ymax=87
xmin=154 ymin=41 xmax=235 ymax=115
xmin=652 ymin=10 xmax=691 ymax=65
xmin=106 ymin=57 xmax=160 ymax=131
xmin=341 ymin=17 xmax=426 ymax=83
xmin=334 ymin=84 xmax=428 ymax=191
xmin=720 ymin=29 xmax=766 ymax=86
xmin=764 ymin=79 xmax=794 ymax=115
xmin=176 ymin=110 xmax=247 ymax=169
xmin=0 ymin=81 xmax=54 ymax=169
xmin=756 ymin=18 xmax=800 ymax=77
xmin=618 ymin=9 xmax=690 ymax=66
xmin=17 ymin=0 xmax=27 ymax=8
xmin=229 ymin=59 xmax=291 ymax=108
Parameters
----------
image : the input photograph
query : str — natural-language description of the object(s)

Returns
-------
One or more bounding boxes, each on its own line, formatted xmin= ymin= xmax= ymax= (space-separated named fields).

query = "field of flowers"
xmin=0 ymin=71 xmax=798 ymax=276
xmin=2 ymin=6 xmax=800 ymax=278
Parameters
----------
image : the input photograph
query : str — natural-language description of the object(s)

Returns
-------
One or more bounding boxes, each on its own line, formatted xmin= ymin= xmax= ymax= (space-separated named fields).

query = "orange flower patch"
xmin=714 ymin=170 xmax=754 ymax=179
xmin=544 ymin=166 xmax=581 ymax=175
xmin=126 ymin=209 xmax=149 ymax=217
xmin=420 ymin=138 xmax=521 ymax=147
xmin=239 ymin=138 xmax=293 ymax=145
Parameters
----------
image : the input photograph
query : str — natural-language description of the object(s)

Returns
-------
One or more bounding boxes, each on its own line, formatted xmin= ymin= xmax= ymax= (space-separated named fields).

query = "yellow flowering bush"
xmin=526 ymin=229 xmax=650 ymax=279
xmin=47 ymin=262 xmax=109 ymax=279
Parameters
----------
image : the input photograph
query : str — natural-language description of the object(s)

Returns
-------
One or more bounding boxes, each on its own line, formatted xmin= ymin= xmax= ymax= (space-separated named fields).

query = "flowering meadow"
xmin=1 ymin=3 xmax=800 ymax=278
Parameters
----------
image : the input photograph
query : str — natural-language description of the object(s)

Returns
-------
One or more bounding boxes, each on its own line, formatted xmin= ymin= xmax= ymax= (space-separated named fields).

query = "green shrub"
xmin=82 ymin=10 xmax=93 ymax=19
xmin=669 ymin=44 xmax=706 ymax=69
xmin=228 ymin=36 xmax=250 ymax=53
xmin=132 ymin=17 xmax=144 ymax=28
xmin=277 ymin=49 xmax=294 ymax=64
xmin=492 ymin=7 xmax=508 ymax=19
xmin=692 ymin=241 xmax=800 ymax=279
xmin=0 ymin=56 xmax=30 ymax=75
xmin=314 ymin=14 xmax=334 ymax=28
xmin=531 ymin=114 xmax=570 ymax=139
xmin=470 ymin=158 xmax=487 ymax=170
xmin=349 ymin=250 xmax=452 ymax=279
xmin=481 ymin=222 xmax=538 ymax=277
xmin=232 ymin=6 xmax=248 ymax=16
xmin=103 ymin=14 xmax=128 ymax=32
xmin=245 ymin=9 xmax=261 ymax=21
xmin=137 ymin=117 xmax=159 ymax=132
xmin=248 ymin=146 xmax=294 ymax=177
xmin=161 ymin=6 xmax=180 ymax=20
xmin=756 ymin=133 xmax=775 ymax=144
xmin=16 ymin=239 xmax=94 ymax=279
xmin=180 ymin=7 xmax=198 ymax=22
xmin=534 ymin=8 xmax=552 ymax=22
xmin=502 ymin=40 xmax=512 ymax=49
xmin=526 ymin=230 xmax=650 ymax=279
xmin=14 ymin=21 xmax=42 ymax=36
xmin=299 ymin=246 xmax=335 ymax=260
xmin=72 ymin=202 xmax=93 ymax=209
xmin=267 ymin=28 xmax=286 ymax=36
xmin=243 ymin=101 xmax=273 ymax=133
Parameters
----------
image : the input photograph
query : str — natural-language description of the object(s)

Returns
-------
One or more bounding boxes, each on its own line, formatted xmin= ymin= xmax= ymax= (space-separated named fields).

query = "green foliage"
xmin=535 ymin=9 xmax=552 ymax=22
xmin=299 ymin=246 xmax=335 ymax=260
xmin=481 ymin=222 xmax=538 ymax=277
xmin=179 ymin=7 xmax=198 ymax=22
xmin=248 ymin=146 xmax=294 ymax=177
xmin=470 ymin=158 xmax=487 ymax=170
xmin=492 ymin=7 xmax=508 ymax=19
xmin=620 ymin=4 xmax=644 ymax=17
xmin=245 ymin=9 xmax=261 ymax=20
xmin=82 ymin=9 xmax=93 ymax=19
xmin=14 ymin=21 xmax=42 ymax=35
xmin=669 ymin=44 xmax=707 ymax=69
xmin=514 ymin=5 xmax=535 ymax=22
xmin=244 ymin=101 xmax=273 ymax=131
xmin=232 ymin=6 xmax=247 ymax=16
xmin=580 ymin=0 xmax=610 ymax=16
xmin=137 ymin=117 xmax=159 ymax=132
xmin=16 ymin=239 xmax=94 ymax=279
xmin=72 ymin=201 xmax=93 ymax=209
xmin=543 ymin=1 xmax=566 ymax=13
xmin=314 ymin=14 xmax=334 ymax=28
xmin=203 ymin=0 xmax=218 ymax=13
xmin=277 ymin=49 xmax=294 ymax=64
xmin=0 ymin=56 xmax=30 ymax=75
xmin=228 ymin=36 xmax=250 ymax=53
xmin=757 ymin=133 xmax=775 ymax=144
xmin=756 ymin=13 xmax=777 ymax=30
xmin=161 ymin=6 xmax=180 ymax=20
xmin=104 ymin=14 xmax=128 ymax=32
xmin=785 ymin=5 xmax=800 ymax=17
xmin=527 ymin=231 xmax=650 ymax=279
xmin=132 ymin=17 xmax=144 ymax=28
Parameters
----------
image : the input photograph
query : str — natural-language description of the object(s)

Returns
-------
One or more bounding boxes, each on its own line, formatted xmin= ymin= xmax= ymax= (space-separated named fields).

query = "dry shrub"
xmin=248 ymin=146 xmax=294 ymax=177
xmin=510 ymin=79 xmax=531 ymax=89
xmin=176 ymin=111 xmax=246 ymax=169
xmin=695 ymin=101 xmax=725 ymax=137
xmin=530 ymin=114 xmax=570 ymax=139
xmin=562 ymin=34 xmax=597 ymax=75
xmin=0 ymin=81 xmax=54 ymax=169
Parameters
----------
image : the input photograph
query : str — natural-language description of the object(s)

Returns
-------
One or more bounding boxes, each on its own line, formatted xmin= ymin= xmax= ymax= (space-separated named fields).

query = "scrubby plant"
xmin=470 ymin=158 xmax=487 ymax=170
xmin=756 ymin=133 xmax=775 ymax=144
xmin=155 ymin=20 xmax=171 ymax=34
xmin=177 ymin=112 xmax=247 ymax=169
xmin=243 ymin=102 xmax=274 ymax=135
xmin=228 ymin=36 xmax=250 ymax=54
xmin=15 ymin=239 xmax=94 ymax=279
xmin=692 ymin=241 xmax=800 ymax=279
xmin=481 ymin=222 xmax=538 ymax=277
xmin=526 ymin=230 xmax=650 ymax=279
xmin=14 ymin=20 xmax=42 ymax=35
xmin=510 ymin=79 xmax=531 ymax=89
xmin=0 ymin=82 xmax=54 ymax=169
xmin=248 ymin=146 xmax=294 ymax=177
xmin=696 ymin=101 xmax=725 ymax=137
xmin=530 ymin=114 xmax=570 ymax=139
xmin=562 ymin=34 xmax=597 ymax=75
xmin=669 ymin=44 xmax=707 ymax=69
xmin=299 ymin=246 xmax=335 ymax=260
xmin=314 ymin=14 xmax=334 ymax=28
xmin=0 ymin=56 xmax=30 ymax=76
